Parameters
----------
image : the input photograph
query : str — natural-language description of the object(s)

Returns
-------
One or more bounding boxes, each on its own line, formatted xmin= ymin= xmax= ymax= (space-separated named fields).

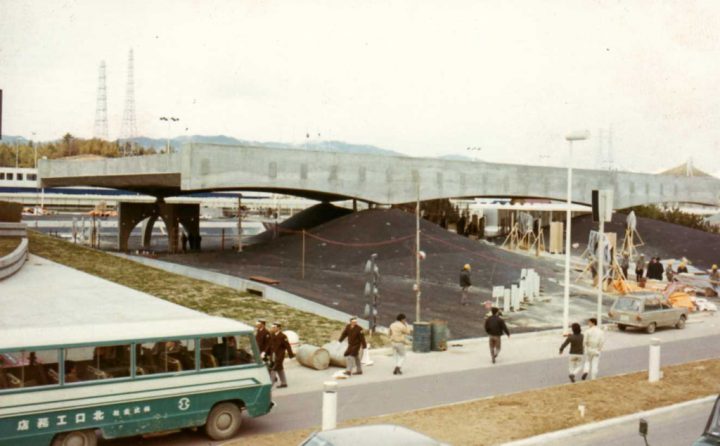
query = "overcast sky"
xmin=2 ymin=0 xmax=720 ymax=174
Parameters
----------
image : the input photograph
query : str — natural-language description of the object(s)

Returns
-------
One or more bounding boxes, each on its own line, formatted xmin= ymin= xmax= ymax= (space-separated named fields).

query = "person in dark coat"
xmin=559 ymin=323 xmax=584 ymax=383
xmin=484 ymin=307 xmax=510 ymax=364
xmin=264 ymin=322 xmax=294 ymax=388
xmin=459 ymin=264 xmax=472 ymax=306
xmin=255 ymin=319 xmax=271 ymax=359
xmin=339 ymin=316 xmax=367 ymax=376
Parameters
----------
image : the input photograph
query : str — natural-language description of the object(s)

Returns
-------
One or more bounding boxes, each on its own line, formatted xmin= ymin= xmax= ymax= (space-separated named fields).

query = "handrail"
xmin=0 ymin=237 xmax=29 ymax=280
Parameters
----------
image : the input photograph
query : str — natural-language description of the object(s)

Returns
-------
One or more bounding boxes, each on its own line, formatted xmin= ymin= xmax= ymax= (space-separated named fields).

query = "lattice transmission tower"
xmin=120 ymin=49 xmax=138 ymax=150
xmin=93 ymin=61 xmax=108 ymax=140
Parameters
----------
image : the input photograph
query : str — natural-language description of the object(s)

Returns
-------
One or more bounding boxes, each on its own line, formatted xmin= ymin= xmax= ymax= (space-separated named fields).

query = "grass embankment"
xmin=27 ymin=231 xmax=345 ymax=346
xmin=239 ymin=358 xmax=720 ymax=446
xmin=0 ymin=237 xmax=21 ymax=257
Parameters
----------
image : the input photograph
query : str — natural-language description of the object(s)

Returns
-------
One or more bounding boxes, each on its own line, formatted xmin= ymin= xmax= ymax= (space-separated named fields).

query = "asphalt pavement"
xmin=101 ymin=329 xmax=720 ymax=445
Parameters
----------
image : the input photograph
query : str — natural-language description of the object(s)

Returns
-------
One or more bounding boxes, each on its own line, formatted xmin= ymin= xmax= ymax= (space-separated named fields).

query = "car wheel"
xmin=646 ymin=322 xmax=657 ymax=334
xmin=676 ymin=315 xmax=686 ymax=329
xmin=617 ymin=324 xmax=627 ymax=331
xmin=51 ymin=430 xmax=97 ymax=446
xmin=205 ymin=402 xmax=242 ymax=441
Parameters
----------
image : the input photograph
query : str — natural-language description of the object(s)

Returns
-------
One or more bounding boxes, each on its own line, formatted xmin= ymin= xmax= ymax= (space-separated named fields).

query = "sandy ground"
xmin=237 ymin=358 xmax=720 ymax=446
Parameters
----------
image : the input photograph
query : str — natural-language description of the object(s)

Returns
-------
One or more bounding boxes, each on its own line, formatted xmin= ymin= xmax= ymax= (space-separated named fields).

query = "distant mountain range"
xmin=120 ymin=135 xmax=406 ymax=156
xmin=0 ymin=135 xmax=29 ymax=143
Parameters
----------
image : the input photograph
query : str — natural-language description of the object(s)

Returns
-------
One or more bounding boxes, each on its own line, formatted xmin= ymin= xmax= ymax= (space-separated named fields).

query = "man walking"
xmin=460 ymin=264 xmax=472 ymax=305
xmin=389 ymin=313 xmax=412 ymax=375
xmin=484 ymin=307 xmax=510 ymax=364
xmin=255 ymin=319 xmax=270 ymax=359
xmin=582 ymin=317 xmax=605 ymax=380
xmin=559 ymin=323 xmax=584 ymax=383
xmin=339 ymin=316 xmax=367 ymax=376
xmin=264 ymin=322 xmax=295 ymax=388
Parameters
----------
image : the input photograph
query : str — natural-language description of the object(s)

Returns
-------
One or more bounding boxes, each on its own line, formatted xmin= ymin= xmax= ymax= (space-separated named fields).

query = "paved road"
xmin=101 ymin=333 xmax=720 ymax=445
xmin=544 ymin=398 xmax=715 ymax=446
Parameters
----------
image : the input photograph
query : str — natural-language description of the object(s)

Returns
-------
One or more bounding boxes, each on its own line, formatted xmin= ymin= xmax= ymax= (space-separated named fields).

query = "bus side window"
xmin=0 ymin=350 xmax=58 ymax=390
xmin=235 ymin=335 xmax=256 ymax=364
xmin=65 ymin=344 xmax=131 ymax=382
xmin=139 ymin=339 xmax=195 ymax=375
xmin=202 ymin=335 xmax=256 ymax=369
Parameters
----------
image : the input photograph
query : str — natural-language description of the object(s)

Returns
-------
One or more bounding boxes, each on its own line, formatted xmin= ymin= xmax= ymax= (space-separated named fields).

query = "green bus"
xmin=0 ymin=292 xmax=274 ymax=446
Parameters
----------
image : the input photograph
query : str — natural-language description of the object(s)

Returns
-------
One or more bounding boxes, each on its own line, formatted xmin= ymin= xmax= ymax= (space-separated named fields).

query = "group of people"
xmin=254 ymin=320 xmax=295 ymax=389
xmin=639 ymin=255 xmax=686 ymax=282
xmin=256 ymin=313 xmax=416 ymax=387
xmin=558 ymin=318 xmax=605 ymax=382
xmin=339 ymin=314 xmax=414 ymax=377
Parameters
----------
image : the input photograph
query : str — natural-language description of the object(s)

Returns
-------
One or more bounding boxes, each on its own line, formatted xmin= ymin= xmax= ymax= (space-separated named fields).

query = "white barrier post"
xmin=492 ymin=286 xmax=504 ymax=307
xmin=503 ymin=289 xmax=511 ymax=313
xmin=361 ymin=345 xmax=374 ymax=366
xmin=519 ymin=278 xmax=527 ymax=302
xmin=648 ymin=338 xmax=661 ymax=383
xmin=322 ymin=381 xmax=338 ymax=431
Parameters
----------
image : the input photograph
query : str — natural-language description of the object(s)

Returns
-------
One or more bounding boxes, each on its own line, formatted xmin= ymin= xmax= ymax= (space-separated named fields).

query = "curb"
xmin=500 ymin=395 xmax=716 ymax=445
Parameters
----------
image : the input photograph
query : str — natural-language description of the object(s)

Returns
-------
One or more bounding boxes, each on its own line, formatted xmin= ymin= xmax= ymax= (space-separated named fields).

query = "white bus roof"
xmin=0 ymin=255 xmax=253 ymax=350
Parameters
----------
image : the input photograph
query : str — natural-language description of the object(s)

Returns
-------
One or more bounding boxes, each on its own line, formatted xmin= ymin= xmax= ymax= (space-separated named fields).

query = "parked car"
xmin=693 ymin=395 xmax=720 ymax=445
xmin=299 ymin=424 xmax=449 ymax=446
xmin=608 ymin=294 xmax=688 ymax=334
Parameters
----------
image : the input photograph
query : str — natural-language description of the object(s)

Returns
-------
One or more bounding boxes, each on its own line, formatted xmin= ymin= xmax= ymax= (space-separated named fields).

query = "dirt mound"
xmin=248 ymin=202 xmax=353 ymax=244
xmin=570 ymin=213 xmax=720 ymax=269
xmin=173 ymin=208 xmax=565 ymax=339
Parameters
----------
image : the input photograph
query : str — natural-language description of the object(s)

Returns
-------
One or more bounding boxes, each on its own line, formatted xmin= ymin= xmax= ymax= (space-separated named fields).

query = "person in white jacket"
xmin=582 ymin=317 xmax=605 ymax=380
xmin=389 ymin=313 xmax=413 ymax=375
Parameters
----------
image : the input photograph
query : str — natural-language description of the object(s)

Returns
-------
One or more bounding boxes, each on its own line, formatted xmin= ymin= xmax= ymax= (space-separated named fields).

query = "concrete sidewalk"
xmin=278 ymin=310 xmax=719 ymax=395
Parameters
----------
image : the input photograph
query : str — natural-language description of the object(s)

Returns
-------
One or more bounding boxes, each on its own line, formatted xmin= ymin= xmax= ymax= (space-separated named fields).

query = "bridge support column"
xmin=118 ymin=202 xmax=157 ymax=252
xmin=117 ymin=201 xmax=200 ymax=253
xmin=141 ymin=216 xmax=158 ymax=249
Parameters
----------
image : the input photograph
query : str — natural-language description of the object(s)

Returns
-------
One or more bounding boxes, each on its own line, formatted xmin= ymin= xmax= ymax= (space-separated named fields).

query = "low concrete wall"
xmin=114 ymin=253 xmax=369 ymax=328
xmin=0 ymin=238 xmax=29 ymax=280
xmin=0 ymin=222 xmax=28 ymax=237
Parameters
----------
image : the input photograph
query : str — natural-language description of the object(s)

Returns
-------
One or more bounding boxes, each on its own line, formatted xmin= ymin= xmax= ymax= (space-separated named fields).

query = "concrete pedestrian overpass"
xmin=38 ymin=143 xmax=720 ymax=251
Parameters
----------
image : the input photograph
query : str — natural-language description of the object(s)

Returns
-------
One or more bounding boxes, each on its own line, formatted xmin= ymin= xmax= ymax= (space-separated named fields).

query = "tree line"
xmin=0 ymin=134 xmax=156 ymax=168
xmin=623 ymin=205 xmax=720 ymax=234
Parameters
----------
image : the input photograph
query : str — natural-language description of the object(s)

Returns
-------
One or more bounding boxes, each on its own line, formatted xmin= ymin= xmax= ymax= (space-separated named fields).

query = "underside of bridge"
xmin=117 ymin=201 xmax=200 ymax=253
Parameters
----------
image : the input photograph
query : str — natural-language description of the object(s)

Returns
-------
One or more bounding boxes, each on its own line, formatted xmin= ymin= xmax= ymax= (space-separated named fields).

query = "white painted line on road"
xmin=500 ymin=395 xmax=717 ymax=446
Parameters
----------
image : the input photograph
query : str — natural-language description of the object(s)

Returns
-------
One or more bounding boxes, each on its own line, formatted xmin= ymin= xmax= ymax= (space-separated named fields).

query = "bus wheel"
xmin=205 ymin=402 xmax=243 ymax=441
xmin=51 ymin=430 xmax=97 ymax=446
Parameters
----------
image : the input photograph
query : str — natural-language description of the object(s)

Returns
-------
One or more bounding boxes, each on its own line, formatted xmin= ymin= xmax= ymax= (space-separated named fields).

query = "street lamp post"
xmin=563 ymin=130 xmax=590 ymax=334
xmin=159 ymin=116 xmax=179 ymax=154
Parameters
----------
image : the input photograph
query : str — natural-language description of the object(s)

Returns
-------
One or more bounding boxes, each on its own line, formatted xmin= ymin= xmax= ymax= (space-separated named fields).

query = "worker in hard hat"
xmin=460 ymin=264 xmax=472 ymax=306
xmin=677 ymin=261 xmax=688 ymax=274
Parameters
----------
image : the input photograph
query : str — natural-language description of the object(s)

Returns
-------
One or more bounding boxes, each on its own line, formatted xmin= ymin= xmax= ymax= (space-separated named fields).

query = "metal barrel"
xmin=322 ymin=341 xmax=348 ymax=367
xmin=412 ymin=322 xmax=432 ymax=353
xmin=430 ymin=320 xmax=448 ymax=351
xmin=295 ymin=345 xmax=331 ymax=370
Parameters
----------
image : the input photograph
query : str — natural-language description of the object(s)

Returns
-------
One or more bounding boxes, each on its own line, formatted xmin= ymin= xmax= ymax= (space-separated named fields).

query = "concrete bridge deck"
xmin=39 ymin=143 xmax=720 ymax=208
